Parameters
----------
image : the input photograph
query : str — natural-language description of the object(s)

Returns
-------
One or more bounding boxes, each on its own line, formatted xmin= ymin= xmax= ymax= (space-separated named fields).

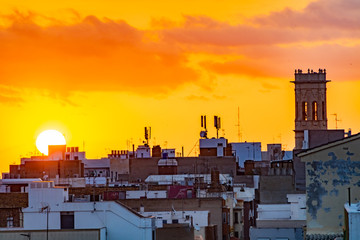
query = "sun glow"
xmin=36 ymin=130 xmax=66 ymax=155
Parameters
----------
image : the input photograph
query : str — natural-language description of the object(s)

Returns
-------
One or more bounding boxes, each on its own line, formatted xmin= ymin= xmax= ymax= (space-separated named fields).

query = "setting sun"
xmin=36 ymin=130 xmax=66 ymax=155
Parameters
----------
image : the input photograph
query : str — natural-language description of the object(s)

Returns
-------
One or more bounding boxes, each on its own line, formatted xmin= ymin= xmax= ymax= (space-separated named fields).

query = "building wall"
xmin=257 ymin=204 xmax=291 ymax=220
xmin=233 ymin=206 xmax=243 ymax=240
xmin=129 ymin=156 xmax=237 ymax=182
xmin=10 ymin=160 xmax=84 ymax=179
xmin=301 ymin=136 xmax=360 ymax=234
xmin=0 ymin=229 xmax=102 ymax=240
xmin=0 ymin=193 xmax=28 ymax=208
xmin=126 ymin=190 xmax=167 ymax=199
xmin=231 ymin=142 xmax=261 ymax=168
xmin=345 ymin=203 xmax=360 ymax=240
xmin=156 ymin=224 xmax=194 ymax=240
xmin=293 ymin=150 xmax=306 ymax=191
xmin=177 ymin=157 xmax=236 ymax=177
xmin=294 ymin=130 xmax=344 ymax=192
xmin=250 ymin=227 xmax=303 ymax=240
xmin=73 ymin=202 xmax=154 ymax=240
xmin=0 ymin=192 xmax=28 ymax=228
xmin=110 ymin=157 xmax=129 ymax=181
xmin=59 ymin=160 xmax=84 ymax=178
xmin=48 ymin=145 xmax=66 ymax=160
xmin=23 ymin=200 xmax=155 ymax=240
xmin=0 ymin=208 xmax=22 ymax=227
xmin=20 ymin=161 xmax=59 ymax=178
xmin=259 ymin=176 xmax=296 ymax=204
xmin=119 ymin=198 xmax=224 ymax=239
xmin=306 ymin=130 xmax=344 ymax=149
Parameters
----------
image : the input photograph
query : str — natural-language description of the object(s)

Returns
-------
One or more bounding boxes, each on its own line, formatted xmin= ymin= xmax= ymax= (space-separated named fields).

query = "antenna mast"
xmin=200 ymin=115 xmax=208 ymax=139
xmin=331 ymin=113 xmax=341 ymax=129
xmin=144 ymin=127 xmax=151 ymax=146
xmin=214 ymin=115 xmax=221 ymax=139
xmin=235 ymin=107 xmax=242 ymax=142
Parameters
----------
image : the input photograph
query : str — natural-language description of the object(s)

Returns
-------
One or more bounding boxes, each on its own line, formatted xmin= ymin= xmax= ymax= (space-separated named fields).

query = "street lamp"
xmin=41 ymin=206 xmax=49 ymax=240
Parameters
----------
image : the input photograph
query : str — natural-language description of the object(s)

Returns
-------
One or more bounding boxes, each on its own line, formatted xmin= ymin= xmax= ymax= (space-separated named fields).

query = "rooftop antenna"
xmin=214 ymin=115 xmax=221 ymax=138
xmin=200 ymin=115 xmax=208 ymax=138
xmin=235 ymin=107 xmax=242 ymax=142
xmin=331 ymin=113 xmax=341 ymax=129
xmin=144 ymin=127 xmax=151 ymax=146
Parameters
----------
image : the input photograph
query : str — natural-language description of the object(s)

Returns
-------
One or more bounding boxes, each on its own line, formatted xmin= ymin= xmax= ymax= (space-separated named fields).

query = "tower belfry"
xmin=291 ymin=69 xmax=330 ymax=149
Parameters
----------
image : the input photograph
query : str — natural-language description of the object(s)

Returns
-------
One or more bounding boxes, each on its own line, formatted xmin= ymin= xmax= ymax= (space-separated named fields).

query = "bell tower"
xmin=292 ymin=68 xmax=330 ymax=149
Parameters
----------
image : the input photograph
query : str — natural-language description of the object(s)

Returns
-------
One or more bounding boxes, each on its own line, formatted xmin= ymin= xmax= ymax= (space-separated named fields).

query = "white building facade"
xmin=8 ymin=181 xmax=156 ymax=240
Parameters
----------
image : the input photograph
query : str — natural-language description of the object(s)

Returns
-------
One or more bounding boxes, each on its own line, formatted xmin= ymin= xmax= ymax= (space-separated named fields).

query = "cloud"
xmin=155 ymin=0 xmax=360 ymax=80
xmin=159 ymin=0 xmax=360 ymax=48
xmin=0 ymin=85 xmax=24 ymax=105
xmin=186 ymin=95 xmax=209 ymax=101
xmin=253 ymin=0 xmax=360 ymax=30
xmin=200 ymin=59 xmax=277 ymax=78
xmin=200 ymin=43 xmax=360 ymax=81
xmin=1 ymin=0 xmax=360 ymax=104
xmin=0 ymin=11 xmax=199 ymax=96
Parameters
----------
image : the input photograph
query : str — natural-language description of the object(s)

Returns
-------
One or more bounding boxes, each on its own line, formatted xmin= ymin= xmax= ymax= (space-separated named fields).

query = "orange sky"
xmin=1 ymin=0 xmax=360 ymax=175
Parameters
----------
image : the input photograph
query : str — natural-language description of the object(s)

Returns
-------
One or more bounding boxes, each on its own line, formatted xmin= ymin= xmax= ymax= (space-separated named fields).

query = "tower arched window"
xmin=322 ymin=102 xmax=325 ymax=120
xmin=302 ymin=102 xmax=308 ymax=121
xmin=312 ymin=101 xmax=318 ymax=120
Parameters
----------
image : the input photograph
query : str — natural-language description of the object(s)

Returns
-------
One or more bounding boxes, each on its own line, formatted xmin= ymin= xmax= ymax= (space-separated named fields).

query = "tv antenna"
xmin=331 ymin=113 xmax=341 ymax=129
xmin=235 ymin=107 xmax=242 ymax=142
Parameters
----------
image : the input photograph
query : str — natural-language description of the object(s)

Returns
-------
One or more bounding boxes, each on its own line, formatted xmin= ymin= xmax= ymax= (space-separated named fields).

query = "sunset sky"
xmin=1 ymin=0 xmax=360 ymax=174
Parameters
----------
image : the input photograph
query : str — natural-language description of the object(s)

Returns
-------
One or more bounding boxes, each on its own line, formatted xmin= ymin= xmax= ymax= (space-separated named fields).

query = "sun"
xmin=36 ymin=130 xmax=66 ymax=155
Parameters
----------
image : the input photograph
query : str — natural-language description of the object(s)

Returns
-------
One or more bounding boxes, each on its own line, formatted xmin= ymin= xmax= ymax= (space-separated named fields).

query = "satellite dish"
xmin=200 ymin=131 xmax=207 ymax=138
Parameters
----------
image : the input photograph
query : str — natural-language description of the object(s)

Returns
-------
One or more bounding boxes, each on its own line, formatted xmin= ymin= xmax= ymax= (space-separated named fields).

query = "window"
xmin=234 ymin=231 xmax=239 ymax=238
xmin=6 ymin=217 xmax=13 ymax=228
xmin=187 ymin=190 xmax=192 ymax=198
xmin=163 ymin=220 xmax=167 ymax=224
xmin=19 ymin=211 xmax=23 ymax=227
xmin=302 ymin=102 xmax=308 ymax=121
xmin=322 ymin=101 xmax=325 ymax=120
xmin=234 ymin=212 xmax=239 ymax=224
xmin=222 ymin=212 xmax=227 ymax=223
xmin=312 ymin=101 xmax=318 ymax=120
xmin=61 ymin=212 xmax=74 ymax=229
xmin=172 ymin=219 xmax=179 ymax=224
